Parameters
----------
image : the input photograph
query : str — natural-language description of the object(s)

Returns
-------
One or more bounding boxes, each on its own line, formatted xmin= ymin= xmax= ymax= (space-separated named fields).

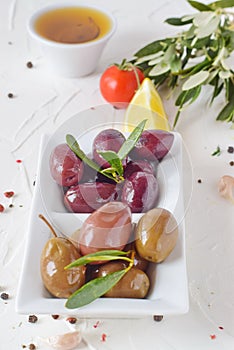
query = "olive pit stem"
xmin=39 ymin=214 xmax=58 ymax=238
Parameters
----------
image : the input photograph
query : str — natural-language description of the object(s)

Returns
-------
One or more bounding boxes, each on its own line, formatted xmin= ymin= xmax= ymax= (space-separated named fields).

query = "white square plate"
xmin=16 ymin=105 xmax=189 ymax=317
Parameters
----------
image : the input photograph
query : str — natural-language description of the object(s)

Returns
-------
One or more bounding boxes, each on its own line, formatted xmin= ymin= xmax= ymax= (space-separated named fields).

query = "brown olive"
xmin=39 ymin=215 xmax=86 ymax=298
xmin=90 ymin=261 xmax=127 ymax=280
xmin=124 ymin=242 xmax=149 ymax=271
xmin=135 ymin=208 xmax=178 ymax=263
xmin=77 ymin=202 xmax=132 ymax=258
xmin=94 ymin=261 xmax=150 ymax=298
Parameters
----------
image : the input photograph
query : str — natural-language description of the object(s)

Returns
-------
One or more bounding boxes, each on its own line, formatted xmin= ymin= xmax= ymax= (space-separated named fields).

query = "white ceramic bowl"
xmin=16 ymin=105 xmax=189 ymax=317
xmin=27 ymin=3 xmax=117 ymax=78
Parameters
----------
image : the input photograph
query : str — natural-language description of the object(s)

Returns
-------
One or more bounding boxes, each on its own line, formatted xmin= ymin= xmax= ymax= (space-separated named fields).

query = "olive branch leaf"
xmin=132 ymin=0 xmax=234 ymax=127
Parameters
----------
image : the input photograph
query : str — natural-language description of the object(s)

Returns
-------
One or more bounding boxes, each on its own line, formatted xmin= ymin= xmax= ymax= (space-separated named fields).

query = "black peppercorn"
xmin=8 ymin=93 xmax=14 ymax=98
xmin=66 ymin=316 xmax=77 ymax=324
xmin=0 ymin=292 xmax=9 ymax=300
xmin=153 ymin=315 xmax=163 ymax=322
xmin=227 ymin=146 xmax=234 ymax=154
xmin=51 ymin=314 xmax=60 ymax=319
xmin=26 ymin=61 xmax=33 ymax=69
xmin=28 ymin=315 xmax=38 ymax=323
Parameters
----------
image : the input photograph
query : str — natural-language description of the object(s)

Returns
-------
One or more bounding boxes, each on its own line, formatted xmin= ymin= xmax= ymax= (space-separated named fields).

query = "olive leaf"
xmin=131 ymin=0 xmax=234 ymax=126
xmin=66 ymin=269 xmax=128 ymax=309
xmin=136 ymin=51 xmax=164 ymax=64
xmin=210 ymin=0 xmax=234 ymax=9
xmin=216 ymin=101 xmax=234 ymax=121
xmin=134 ymin=38 xmax=173 ymax=58
xmin=194 ymin=14 xmax=221 ymax=38
xmin=165 ymin=16 xmax=193 ymax=26
xmin=170 ymin=55 xmax=182 ymax=73
xmin=66 ymin=120 xmax=146 ymax=183
xmin=97 ymin=150 xmax=124 ymax=176
xmin=175 ymin=85 xmax=202 ymax=106
xmin=149 ymin=62 xmax=170 ymax=76
xmin=210 ymin=78 xmax=224 ymax=103
xmin=219 ymin=70 xmax=232 ymax=79
xmin=95 ymin=119 xmax=146 ymax=180
xmin=66 ymin=134 xmax=119 ymax=183
xmin=118 ymin=119 xmax=147 ymax=159
xmin=174 ymin=85 xmax=202 ymax=126
xmin=193 ymin=11 xmax=214 ymax=27
xmin=65 ymin=250 xmax=131 ymax=269
xmin=66 ymin=134 xmax=101 ymax=173
xmin=181 ymin=59 xmax=211 ymax=78
xmin=205 ymin=69 xmax=219 ymax=84
xmin=182 ymin=70 xmax=210 ymax=90
xmin=65 ymin=249 xmax=134 ymax=309
xmin=148 ymin=56 xmax=164 ymax=66
xmin=188 ymin=0 xmax=212 ymax=11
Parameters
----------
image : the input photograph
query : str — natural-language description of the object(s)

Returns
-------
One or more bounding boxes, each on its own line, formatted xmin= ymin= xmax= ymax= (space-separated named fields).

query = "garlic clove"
xmin=218 ymin=175 xmax=234 ymax=203
xmin=41 ymin=331 xmax=82 ymax=350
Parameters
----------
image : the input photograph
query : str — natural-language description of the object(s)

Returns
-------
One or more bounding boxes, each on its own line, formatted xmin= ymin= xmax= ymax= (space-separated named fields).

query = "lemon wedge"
xmin=124 ymin=77 xmax=170 ymax=132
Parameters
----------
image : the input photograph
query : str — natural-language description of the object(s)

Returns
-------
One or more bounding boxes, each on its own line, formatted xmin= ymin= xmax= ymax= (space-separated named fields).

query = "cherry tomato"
xmin=100 ymin=60 xmax=144 ymax=109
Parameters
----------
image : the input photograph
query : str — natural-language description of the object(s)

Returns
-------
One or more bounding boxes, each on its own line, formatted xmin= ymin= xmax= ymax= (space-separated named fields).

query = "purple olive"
xmin=124 ymin=160 xmax=157 ymax=179
xmin=64 ymin=182 xmax=119 ymax=213
xmin=92 ymin=129 xmax=127 ymax=168
xmin=50 ymin=143 xmax=84 ymax=187
xmin=121 ymin=171 xmax=159 ymax=213
xmin=130 ymin=130 xmax=174 ymax=161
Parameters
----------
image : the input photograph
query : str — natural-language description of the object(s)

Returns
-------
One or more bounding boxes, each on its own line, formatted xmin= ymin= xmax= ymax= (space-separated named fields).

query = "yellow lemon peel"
xmin=124 ymin=78 xmax=170 ymax=132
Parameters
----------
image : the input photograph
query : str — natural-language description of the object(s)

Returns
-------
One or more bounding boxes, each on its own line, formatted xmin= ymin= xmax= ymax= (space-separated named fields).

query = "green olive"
xmin=94 ymin=261 xmax=150 ymax=298
xmin=41 ymin=237 xmax=86 ymax=298
xmin=39 ymin=214 xmax=85 ymax=298
xmin=135 ymin=208 xmax=178 ymax=263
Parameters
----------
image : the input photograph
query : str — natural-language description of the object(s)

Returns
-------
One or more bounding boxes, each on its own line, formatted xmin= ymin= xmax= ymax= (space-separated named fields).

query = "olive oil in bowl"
xmin=34 ymin=7 xmax=113 ymax=44
xmin=28 ymin=5 xmax=116 ymax=77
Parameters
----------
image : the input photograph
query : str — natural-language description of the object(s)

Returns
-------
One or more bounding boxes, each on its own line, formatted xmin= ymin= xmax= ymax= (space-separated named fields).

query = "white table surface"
xmin=0 ymin=0 xmax=234 ymax=349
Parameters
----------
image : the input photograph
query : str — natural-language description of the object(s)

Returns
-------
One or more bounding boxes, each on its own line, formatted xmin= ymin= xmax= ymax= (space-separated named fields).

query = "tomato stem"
xmin=114 ymin=59 xmax=142 ymax=89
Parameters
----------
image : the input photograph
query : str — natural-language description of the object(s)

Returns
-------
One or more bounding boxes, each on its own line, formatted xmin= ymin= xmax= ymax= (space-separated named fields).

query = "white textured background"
xmin=0 ymin=0 xmax=234 ymax=349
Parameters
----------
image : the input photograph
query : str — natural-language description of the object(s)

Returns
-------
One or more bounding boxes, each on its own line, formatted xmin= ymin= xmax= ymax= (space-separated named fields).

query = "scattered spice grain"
xmin=66 ymin=317 xmax=77 ymax=324
xmin=4 ymin=191 xmax=14 ymax=198
xmin=197 ymin=179 xmax=202 ymax=183
xmin=101 ymin=333 xmax=107 ymax=342
xmin=229 ymin=161 xmax=234 ymax=166
xmin=51 ymin=314 xmax=60 ymax=320
xmin=28 ymin=344 xmax=36 ymax=350
xmin=153 ymin=315 xmax=163 ymax=322
xmin=0 ymin=292 xmax=9 ymax=300
xmin=9 ymin=204 xmax=14 ymax=208
xmin=0 ymin=204 xmax=5 ymax=213
xmin=26 ymin=61 xmax=33 ymax=69
xmin=227 ymin=146 xmax=234 ymax=154
xmin=7 ymin=93 xmax=14 ymax=98
xmin=211 ymin=145 xmax=221 ymax=156
xmin=93 ymin=321 xmax=100 ymax=328
xmin=16 ymin=159 xmax=22 ymax=163
xmin=210 ymin=334 xmax=216 ymax=340
xmin=28 ymin=315 xmax=38 ymax=323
